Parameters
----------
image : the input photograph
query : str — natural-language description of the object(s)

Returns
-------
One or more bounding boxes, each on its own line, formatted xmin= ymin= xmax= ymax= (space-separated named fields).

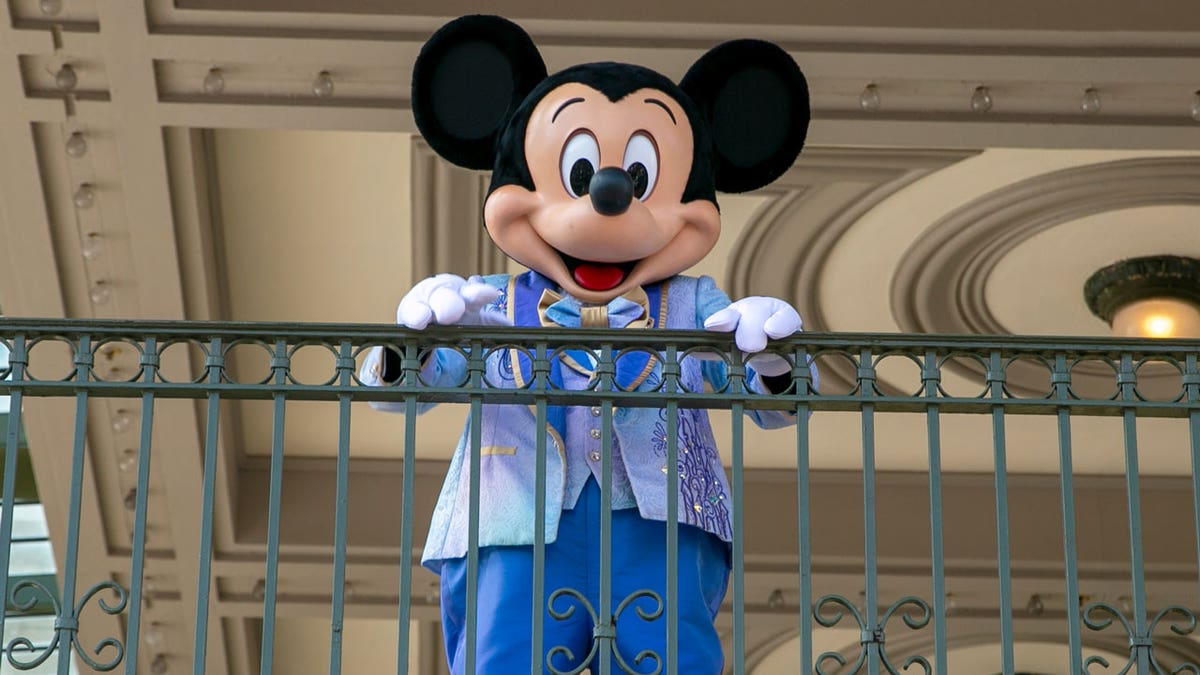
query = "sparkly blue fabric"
xmin=360 ymin=271 xmax=799 ymax=570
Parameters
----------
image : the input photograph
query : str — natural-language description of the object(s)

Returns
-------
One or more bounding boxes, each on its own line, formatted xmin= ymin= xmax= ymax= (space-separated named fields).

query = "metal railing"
xmin=1 ymin=319 xmax=1198 ymax=674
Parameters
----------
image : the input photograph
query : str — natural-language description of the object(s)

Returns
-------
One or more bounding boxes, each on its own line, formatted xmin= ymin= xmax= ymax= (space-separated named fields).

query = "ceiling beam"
xmin=171 ymin=0 xmax=1200 ymax=34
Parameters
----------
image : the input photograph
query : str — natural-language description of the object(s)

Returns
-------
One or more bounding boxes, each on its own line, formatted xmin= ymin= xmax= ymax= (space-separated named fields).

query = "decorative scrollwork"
xmin=4 ymin=579 xmax=128 ymax=672
xmin=1083 ymin=602 xmax=1199 ymax=675
xmin=545 ymin=587 xmax=665 ymax=675
xmin=612 ymin=590 xmax=663 ymax=675
xmin=547 ymin=589 xmax=600 ymax=675
xmin=813 ymin=594 xmax=932 ymax=675
xmin=5 ymin=580 xmax=62 ymax=670
xmin=72 ymin=581 xmax=129 ymax=671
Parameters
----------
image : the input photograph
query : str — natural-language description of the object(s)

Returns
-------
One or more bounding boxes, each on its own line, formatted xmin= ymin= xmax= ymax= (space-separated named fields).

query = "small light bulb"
xmin=73 ymin=183 xmax=95 ymax=209
xmin=150 ymin=654 xmax=168 ymax=675
xmin=39 ymin=0 xmax=63 ymax=16
xmin=123 ymin=488 xmax=138 ymax=510
xmin=1144 ymin=314 xmax=1175 ymax=337
xmin=766 ymin=589 xmax=785 ymax=609
xmin=1080 ymin=87 xmax=1102 ymax=114
xmin=1111 ymin=297 xmax=1200 ymax=339
xmin=312 ymin=70 xmax=334 ymax=98
xmin=143 ymin=622 xmax=165 ymax=648
xmin=970 ymin=86 xmax=993 ymax=113
xmin=55 ymin=64 xmax=78 ymax=91
xmin=203 ymin=67 xmax=225 ymax=95
xmin=111 ymin=408 xmax=133 ymax=432
xmin=252 ymin=579 xmax=266 ymax=600
xmin=1191 ymin=91 xmax=1200 ymax=122
xmin=859 ymin=83 xmax=881 ymax=112
xmin=945 ymin=592 xmax=958 ymax=613
xmin=118 ymin=447 xmax=138 ymax=472
xmin=1026 ymin=594 xmax=1045 ymax=615
xmin=89 ymin=279 xmax=112 ymax=305
xmin=65 ymin=132 xmax=88 ymax=158
xmin=81 ymin=232 xmax=102 ymax=260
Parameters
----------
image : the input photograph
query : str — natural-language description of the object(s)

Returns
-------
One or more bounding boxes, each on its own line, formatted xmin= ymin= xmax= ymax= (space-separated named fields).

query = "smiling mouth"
xmin=559 ymin=253 xmax=639 ymax=292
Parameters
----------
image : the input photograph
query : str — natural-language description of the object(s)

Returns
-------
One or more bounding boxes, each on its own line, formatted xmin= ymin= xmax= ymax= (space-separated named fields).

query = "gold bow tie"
xmin=537 ymin=287 xmax=653 ymax=329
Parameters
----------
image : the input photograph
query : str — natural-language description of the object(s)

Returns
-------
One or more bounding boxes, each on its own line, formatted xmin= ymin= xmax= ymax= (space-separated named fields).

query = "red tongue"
xmin=573 ymin=263 xmax=625 ymax=291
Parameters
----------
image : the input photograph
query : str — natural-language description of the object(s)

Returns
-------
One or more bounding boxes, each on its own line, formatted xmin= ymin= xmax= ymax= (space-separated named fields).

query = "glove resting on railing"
xmin=703 ymin=296 xmax=803 ymax=377
xmin=396 ymin=274 xmax=511 ymax=329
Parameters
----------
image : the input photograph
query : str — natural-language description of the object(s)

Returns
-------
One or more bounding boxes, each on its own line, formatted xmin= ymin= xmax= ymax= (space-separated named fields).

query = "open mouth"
xmin=560 ymin=253 xmax=639 ymax=292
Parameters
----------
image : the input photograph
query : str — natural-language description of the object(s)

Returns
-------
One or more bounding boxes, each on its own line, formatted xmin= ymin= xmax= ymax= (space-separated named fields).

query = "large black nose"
xmin=589 ymin=167 xmax=634 ymax=216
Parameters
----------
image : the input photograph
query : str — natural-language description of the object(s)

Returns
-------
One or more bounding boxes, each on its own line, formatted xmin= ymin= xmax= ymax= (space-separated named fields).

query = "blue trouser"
xmin=439 ymin=477 xmax=730 ymax=674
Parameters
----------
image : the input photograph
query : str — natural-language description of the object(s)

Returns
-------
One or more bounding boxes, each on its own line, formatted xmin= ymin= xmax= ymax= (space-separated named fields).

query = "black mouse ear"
xmin=412 ymin=15 xmax=547 ymax=170
xmin=680 ymin=40 xmax=809 ymax=193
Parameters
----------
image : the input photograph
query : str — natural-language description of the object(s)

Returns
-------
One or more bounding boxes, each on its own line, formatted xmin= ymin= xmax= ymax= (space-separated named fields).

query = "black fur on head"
xmin=412 ymin=15 xmax=810 ymax=201
xmin=489 ymin=63 xmax=717 ymax=204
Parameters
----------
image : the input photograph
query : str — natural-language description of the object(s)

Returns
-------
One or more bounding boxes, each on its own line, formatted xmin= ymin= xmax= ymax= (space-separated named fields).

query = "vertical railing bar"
xmin=0 ymin=335 xmax=27 ymax=653
xmin=465 ymin=338 xmax=484 ymax=675
xmin=193 ymin=337 xmax=223 ymax=675
xmin=923 ymin=350 xmax=948 ymax=675
xmin=731 ymin=393 xmax=746 ymax=675
xmin=1119 ymin=353 xmax=1150 ymax=674
xmin=328 ymin=340 xmax=354 ymax=675
xmin=665 ymin=344 xmax=679 ymax=675
xmin=259 ymin=339 xmax=289 ymax=675
xmin=1054 ymin=354 xmax=1083 ymax=675
xmin=598 ymin=342 xmax=614 ymax=675
xmin=989 ymin=350 xmax=1015 ymax=675
xmin=1192 ymin=437 xmax=1200 ymax=609
xmin=57 ymin=335 xmax=92 ymax=675
xmin=861 ymin=355 xmax=880 ymax=675
xmin=1184 ymin=354 xmax=1200 ymax=617
xmin=795 ymin=344 xmax=812 ymax=675
xmin=531 ymin=339 xmax=549 ymax=675
xmin=395 ymin=342 xmax=419 ymax=675
xmin=124 ymin=336 xmax=159 ymax=675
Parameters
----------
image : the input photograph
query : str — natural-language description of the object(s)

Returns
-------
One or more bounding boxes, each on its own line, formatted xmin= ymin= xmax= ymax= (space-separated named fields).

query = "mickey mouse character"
xmin=361 ymin=15 xmax=813 ymax=674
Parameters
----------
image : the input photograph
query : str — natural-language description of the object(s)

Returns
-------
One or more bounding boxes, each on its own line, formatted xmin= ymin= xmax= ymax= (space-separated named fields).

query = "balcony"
xmin=1 ymin=319 xmax=1198 ymax=674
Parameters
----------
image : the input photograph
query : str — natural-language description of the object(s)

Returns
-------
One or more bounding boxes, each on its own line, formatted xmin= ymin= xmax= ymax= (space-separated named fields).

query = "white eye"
xmin=622 ymin=132 xmax=658 ymax=200
xmin=560 ymin=131 xmax=600 ymax=198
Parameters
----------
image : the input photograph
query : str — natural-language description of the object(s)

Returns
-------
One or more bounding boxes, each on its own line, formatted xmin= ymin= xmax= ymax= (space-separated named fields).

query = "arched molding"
xmin=729 ymin=147 xmax=980 ymax=321
xmin=733 ymin=625 xmax=801 ymax=675
xmin=727 ymin=147 xmax=979 ymax=394
xmin=892 ymin=157 xmax=1200 ymax=337
xmin=890 ymin=156 xmax=1200 ymax=397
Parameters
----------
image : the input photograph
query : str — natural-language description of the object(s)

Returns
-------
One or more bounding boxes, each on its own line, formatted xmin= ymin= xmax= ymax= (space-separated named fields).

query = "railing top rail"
xmin=1 ymin=318 xmax=1199 ymax=355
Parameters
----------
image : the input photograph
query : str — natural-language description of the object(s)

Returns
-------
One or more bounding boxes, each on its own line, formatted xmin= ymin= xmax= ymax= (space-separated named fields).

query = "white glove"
xmin=396 ymin=274 xmax=510 ymax=329
xmin=703 ymin=296 xmax=802 ymax=377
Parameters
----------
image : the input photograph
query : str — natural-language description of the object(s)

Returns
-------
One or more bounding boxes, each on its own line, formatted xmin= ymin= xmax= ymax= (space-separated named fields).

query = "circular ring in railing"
xmin=286 ymin=340 xmax=342 ymax=387
xmin=220 ymin=338 xmax=277 ymax=385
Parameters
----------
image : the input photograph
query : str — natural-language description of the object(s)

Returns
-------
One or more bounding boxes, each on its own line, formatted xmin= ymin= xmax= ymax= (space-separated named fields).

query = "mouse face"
xmin=484 ymin=82 xmax=720 ymax=303
xmin=411 ymin=15 xmax=810 ymax=303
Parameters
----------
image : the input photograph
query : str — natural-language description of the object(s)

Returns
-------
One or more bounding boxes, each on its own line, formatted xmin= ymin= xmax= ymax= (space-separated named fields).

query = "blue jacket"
xmin=361 ymin=272 xmax=804 ymax=571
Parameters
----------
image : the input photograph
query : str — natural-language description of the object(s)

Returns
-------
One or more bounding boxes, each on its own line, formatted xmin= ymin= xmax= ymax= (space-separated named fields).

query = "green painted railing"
xmin=1 ymin=319 xmax=1198 ymax=674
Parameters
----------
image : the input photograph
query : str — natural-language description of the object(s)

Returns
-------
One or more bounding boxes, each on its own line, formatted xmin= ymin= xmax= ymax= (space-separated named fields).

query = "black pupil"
xmin=629 ymin=163 xmax=648 ymax=199
xmin=569 ymin=159 xmax=594 ymax=197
